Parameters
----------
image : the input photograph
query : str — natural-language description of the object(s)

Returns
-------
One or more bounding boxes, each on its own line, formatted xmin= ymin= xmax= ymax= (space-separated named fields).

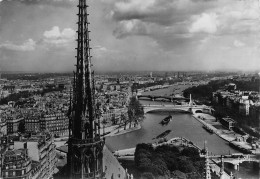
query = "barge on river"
xmin=202 ymin=125 xmax=214 ymax=134
xmin=160 ymin=115 xmax=172 ymax=125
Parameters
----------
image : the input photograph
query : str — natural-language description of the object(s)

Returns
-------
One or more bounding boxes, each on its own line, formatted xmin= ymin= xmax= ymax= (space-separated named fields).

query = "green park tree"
xmin=140 ymin=172 xmax=156 ymax=179
xmin=127 ymin=97 xmax=144 ymax=128
xmin=120 ymin=113 xmax=127 ymax=130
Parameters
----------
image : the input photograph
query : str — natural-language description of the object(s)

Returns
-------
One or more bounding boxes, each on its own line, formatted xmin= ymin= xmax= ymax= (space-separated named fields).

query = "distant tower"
xmin=67 ymin=0 xmax=104 ymax=178
xmin=150 ymin=72 xmax=153 ymax=78
xmin=205 ymin=148 xmax=211 ymax=179
xmin=189 ymin=94 xmax=193 ymax=107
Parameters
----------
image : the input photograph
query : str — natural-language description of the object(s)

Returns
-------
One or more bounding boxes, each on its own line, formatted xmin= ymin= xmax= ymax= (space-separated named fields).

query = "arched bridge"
xmin=209 ymin=154 xmax=259 ymax=170
xmin=143 ymin=104 xmax=214 ymax=114
xmin=137 ymin=95 xmax=189 ymax=102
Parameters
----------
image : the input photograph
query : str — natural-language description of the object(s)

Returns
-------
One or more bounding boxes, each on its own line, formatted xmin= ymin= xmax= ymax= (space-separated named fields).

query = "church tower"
xmin=67 ymin=0 xmax=104 ymax=178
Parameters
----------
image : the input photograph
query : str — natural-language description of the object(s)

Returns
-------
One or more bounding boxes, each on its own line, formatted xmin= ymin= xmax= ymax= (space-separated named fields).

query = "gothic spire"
xmin=68 ymin=1 xmax=104 ymax=178
xmin=72 ymin=0 xmax=96 ymax=140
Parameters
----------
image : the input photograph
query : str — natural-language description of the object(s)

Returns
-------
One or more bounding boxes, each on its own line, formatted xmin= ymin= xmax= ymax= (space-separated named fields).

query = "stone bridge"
xmin=137 ymin=95 xmax=189 ymax=102
xmin=143 ymin=104 xmax=214 ymax=114
xmin=209 ymin=154 xmax=259 ymax=170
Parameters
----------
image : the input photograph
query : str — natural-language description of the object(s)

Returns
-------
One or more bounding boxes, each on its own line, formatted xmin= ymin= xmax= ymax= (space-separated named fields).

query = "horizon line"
xmin=0 ymin=70 xmax=258 ymax=74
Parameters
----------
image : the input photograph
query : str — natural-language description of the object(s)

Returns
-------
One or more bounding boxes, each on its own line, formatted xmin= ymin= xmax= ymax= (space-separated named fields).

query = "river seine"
xmin=106 ymin=85 xmax=259 ymax=178
xmin=106 ymin=112 xmax=238 ymax=155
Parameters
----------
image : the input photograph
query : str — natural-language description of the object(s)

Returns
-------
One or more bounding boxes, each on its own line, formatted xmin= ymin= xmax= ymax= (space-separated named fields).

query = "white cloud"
xmin=115 ymin=0 xmax=156 ymax=14
xmin=43 ymin=26 xmax=76 ymax=46
xmin=0 ymin=39 xmax=36 ymax=51
xmin=189 ymin=13 xmax=219 ymax=34
xmin=225 ymin=0 xmax=260 ymax=21
xmin=233 ymin=40 xmax=245 ymax=47
xmin=113 ymin=19 xmax=148 ymax=38
xmin=43 ymin=26 xmax=61 ymax=39
xmin=204 ymin=0 xmax=260 ymax=35
xmin=93 ymin=45 xmax=108 ymax=52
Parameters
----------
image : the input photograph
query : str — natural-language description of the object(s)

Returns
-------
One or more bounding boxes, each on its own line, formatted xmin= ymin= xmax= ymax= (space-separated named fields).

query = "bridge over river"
xmin=143 ymin=104 xmax=214 ymax=114
xmin=137 ymin=94 xmax=189 ymax=102
xmin=208 ymin=154 xmax=259 ymax=170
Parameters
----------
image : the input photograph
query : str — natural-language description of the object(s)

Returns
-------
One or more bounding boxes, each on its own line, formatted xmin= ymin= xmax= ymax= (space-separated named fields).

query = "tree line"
xmin=108 ymin=97 xmax=145 ymax=131
xmin=134 ymin=143 xmax=205 ymax=179
xmin=183 ymin=79 xmax=260 ymax=103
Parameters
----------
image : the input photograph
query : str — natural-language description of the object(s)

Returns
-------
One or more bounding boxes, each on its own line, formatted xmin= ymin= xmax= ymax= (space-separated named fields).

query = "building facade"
xmin=25 ymin=115 xmax=40 ymax=133
xmin=6 ymin=116 xmax=24 ymax=135
xmin=14 ymin=133 xmax=57 ymax=179
xmin=2 ymin=149 xmax=32 ymax=179
xmin=40 ymin=113 xmax=69 ymax=137
xmin=221 ymin=117 xmax=236 ymax=130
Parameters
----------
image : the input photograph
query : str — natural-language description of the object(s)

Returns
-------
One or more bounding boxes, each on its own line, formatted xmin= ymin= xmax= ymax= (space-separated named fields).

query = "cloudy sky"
xmin=0 ymin=0 xmax=260 ymax=72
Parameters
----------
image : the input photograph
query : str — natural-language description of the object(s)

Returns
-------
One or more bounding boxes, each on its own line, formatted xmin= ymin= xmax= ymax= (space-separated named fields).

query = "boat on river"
xmin=153 ymin=130 xmax=171 ymax=140
xmin=229 ymin=142 xmax=252 ymax=154
xmin=160 ymin=115 xmax=172 ymax=125
xmin=202 ymin=125 xmax=214 ymax=134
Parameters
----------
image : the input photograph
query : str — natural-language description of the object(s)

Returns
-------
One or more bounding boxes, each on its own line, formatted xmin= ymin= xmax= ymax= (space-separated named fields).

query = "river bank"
xmin=193 ymin=113 xmax=256 ymax=154
xmin=104 ymin=123 xmax=141 ymax=137
xmin=99 ymin=121 xmax=142 ymax=137
xmin=141 ymin=83 xmax=192 ymax=97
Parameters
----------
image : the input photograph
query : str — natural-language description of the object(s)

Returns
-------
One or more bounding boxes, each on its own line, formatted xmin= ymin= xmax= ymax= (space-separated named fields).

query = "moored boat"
xmin=160 ymin=115 xmax=172 ymax=125
xmin=229 ymin=142 xmax=252 ymax=154
xmin=202 ymin=125 xmax=213 ymax=134
xmin=153 ymin=130 xmax=172 ymax=140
